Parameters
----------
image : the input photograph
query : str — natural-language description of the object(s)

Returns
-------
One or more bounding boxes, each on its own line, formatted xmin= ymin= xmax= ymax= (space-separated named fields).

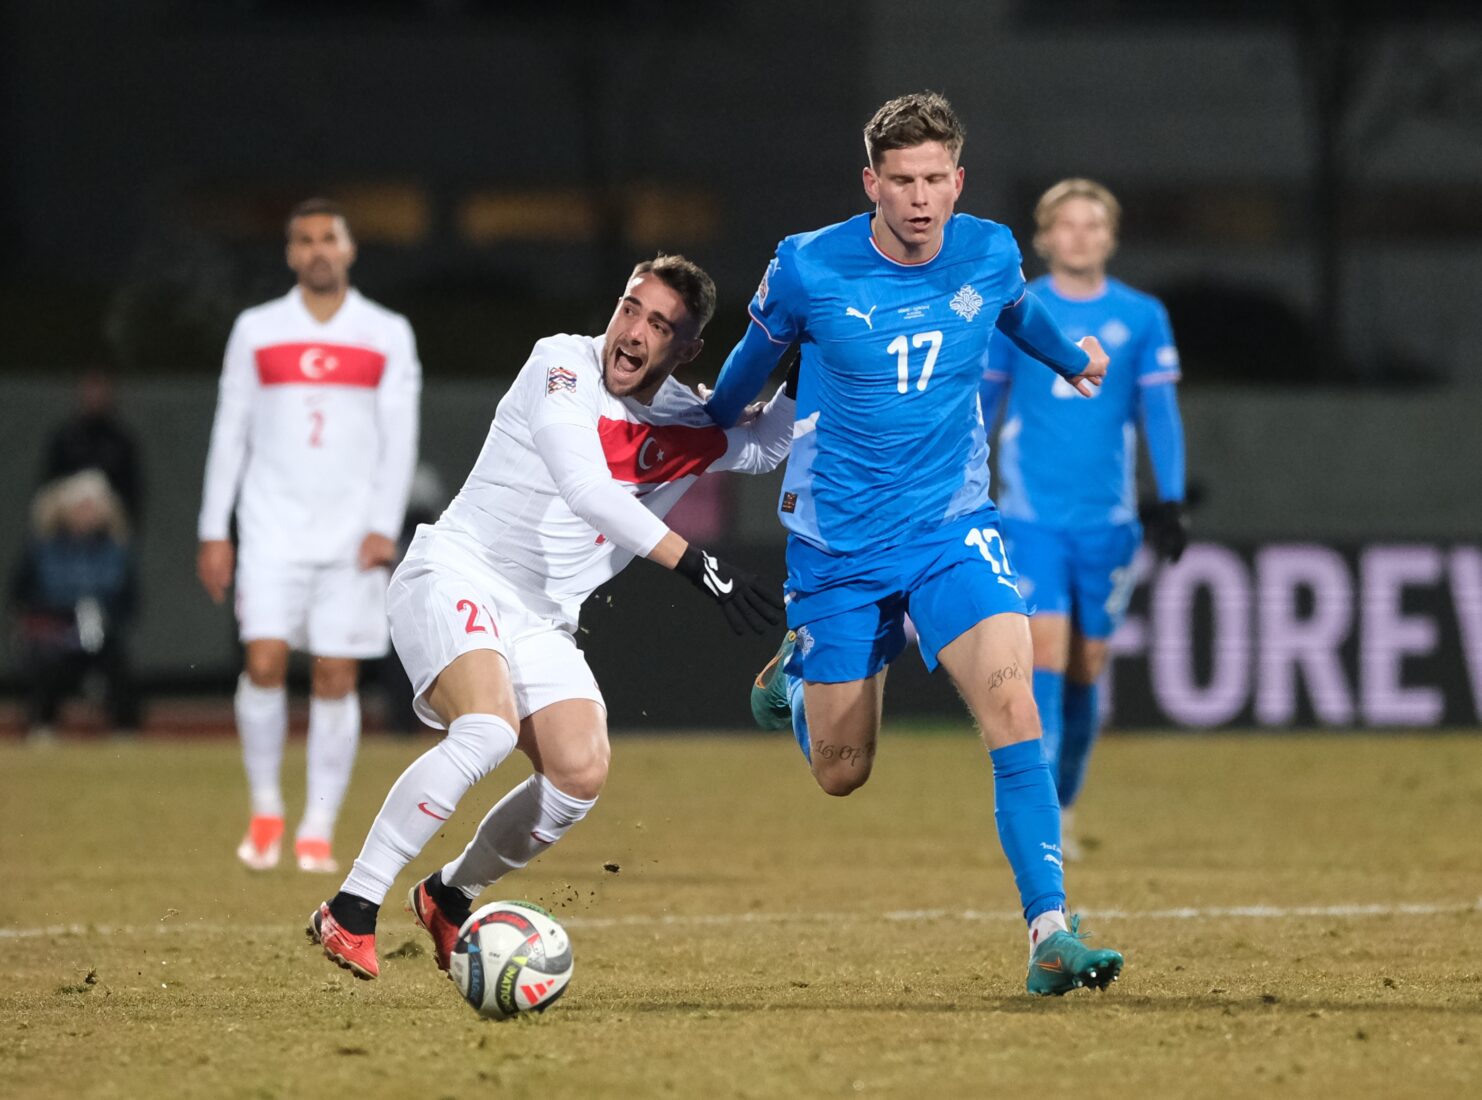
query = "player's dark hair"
xmin=864 ymin=92 xmax=965 ymax=167
xmin=285 ymin=197 xmax=350 ymax=239
xmin=631 ymin=253 xmax=716 ymax=332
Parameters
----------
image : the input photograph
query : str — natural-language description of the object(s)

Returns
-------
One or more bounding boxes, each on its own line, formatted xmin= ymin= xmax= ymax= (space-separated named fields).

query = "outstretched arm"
xmin=533 ymin=421 xmax=784 ymax=634
xmin=995 ymin=290 xmax=1106 ymax=396
xmin=714 ymin=383 xmax=796 ymax=475
xmin=706 ymin=317 xmax=790 ymax=428
xmin=706 ymin=248 xmax=806 ymax=427
xmin=534 ymin=421 xmax=673 ymax=560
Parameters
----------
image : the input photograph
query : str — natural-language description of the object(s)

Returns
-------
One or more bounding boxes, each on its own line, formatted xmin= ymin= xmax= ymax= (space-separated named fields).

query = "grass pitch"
xmin=2 ymin=730 xmax=1480 ymax=1099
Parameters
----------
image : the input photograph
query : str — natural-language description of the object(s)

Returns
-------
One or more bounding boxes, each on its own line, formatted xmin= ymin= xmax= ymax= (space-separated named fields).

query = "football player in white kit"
xmin=307 ymin=254 xmax=792 ymax=980
xmin=198 ymin=199 xmax=421 ymax=874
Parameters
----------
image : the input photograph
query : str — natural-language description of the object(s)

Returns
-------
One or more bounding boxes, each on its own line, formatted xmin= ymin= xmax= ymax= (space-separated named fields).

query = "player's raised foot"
xmin=1026 ymin=913 xmax=1123 ymax=996
xmin=750 ymin=631 xmax=796 ymax=731
xmin=236 ymin=814 xmax=284 ymax=871
xmin=294 ymin=837 xmax=338 ymax=874
xmin=307 ymin=901 xmax=379 ymax=980
xmin=406 ymin=873 xmax=469 ymax=974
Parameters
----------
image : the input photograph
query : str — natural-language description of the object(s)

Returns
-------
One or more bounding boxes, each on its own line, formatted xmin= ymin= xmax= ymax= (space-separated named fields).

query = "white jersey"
xmin=198 ymin=287 xmax=422 ymax=565
xmin=429 ymin=333 xmax=793 ymax=628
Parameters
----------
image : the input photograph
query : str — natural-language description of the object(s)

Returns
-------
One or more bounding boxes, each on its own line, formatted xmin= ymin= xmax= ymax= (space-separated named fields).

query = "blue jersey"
xmin=987 ymin=276 xmax=1180 ymax=530
xmin=716 ymin=212 xmax=1027 ymax=557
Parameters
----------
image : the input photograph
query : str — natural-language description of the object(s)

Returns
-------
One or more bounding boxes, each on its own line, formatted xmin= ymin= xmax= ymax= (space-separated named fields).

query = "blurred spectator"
xmin=42 ymin=368 xmax=144 ymax=525
xmin=10 ymin=470 xmax=140 ymax=740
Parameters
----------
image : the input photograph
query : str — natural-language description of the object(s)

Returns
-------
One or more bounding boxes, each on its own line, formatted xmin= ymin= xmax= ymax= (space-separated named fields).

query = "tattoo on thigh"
xmin=813 ymin=741 xmax=874 ymax=766
xmin=987 ymin=662 xmax=1025 ymax=691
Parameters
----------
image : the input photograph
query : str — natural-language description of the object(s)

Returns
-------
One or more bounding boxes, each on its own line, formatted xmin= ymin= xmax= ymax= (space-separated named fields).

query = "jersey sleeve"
xmin=994 ymin=289 xmax=1090 ymax=381
xmin=197 ymin=316 xmax=257 ymax=541
xmin=532 ymin=420 xmax=672 ymax=558
xmin=712 ymin=385 xmax=795 ymax=474
xmin=367 ymin=316 xmax=423 ymax=540
xmin=1138 ymin=379 xmax=1186 ymax=502
xmin=995 ymin=228 xmax=1028 ymax=309
xmin=705 ymin=241 xmax=806 ymax=427
xmin=1137 ymin=301 xmax=1182 ymax=387
xmin=525 ymin=340 xmax=605 ymax=436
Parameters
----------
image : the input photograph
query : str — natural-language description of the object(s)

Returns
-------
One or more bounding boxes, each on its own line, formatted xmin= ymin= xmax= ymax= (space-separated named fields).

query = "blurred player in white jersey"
xmin=198 ymin=199 xmax=422 ymax=874
xmin=307 ymin=254 xmax=792 ymax=980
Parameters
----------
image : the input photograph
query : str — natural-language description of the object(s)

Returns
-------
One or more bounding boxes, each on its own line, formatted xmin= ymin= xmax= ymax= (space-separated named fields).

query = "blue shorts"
xmin=1000 ymin=518 xmax=1140 ymax=641
xmin=784 ymin=507 xmax=1029 ymax=683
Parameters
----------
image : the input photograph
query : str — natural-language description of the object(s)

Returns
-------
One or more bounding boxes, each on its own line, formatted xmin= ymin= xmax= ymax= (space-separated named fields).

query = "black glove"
xmin=675 ymin=546 xmax=785 ymax=635
xmin=1145 ymin=500 xmax=1188 ymax=564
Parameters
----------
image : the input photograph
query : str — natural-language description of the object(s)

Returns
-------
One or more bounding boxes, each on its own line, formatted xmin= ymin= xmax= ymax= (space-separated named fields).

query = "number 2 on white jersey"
xmin=888 ymin=330 xmax=943 ymax=393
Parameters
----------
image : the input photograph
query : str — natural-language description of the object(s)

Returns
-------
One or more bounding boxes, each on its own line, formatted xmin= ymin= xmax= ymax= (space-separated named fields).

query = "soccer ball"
xmin=449 ymin=900 xmax=573 ymax=1020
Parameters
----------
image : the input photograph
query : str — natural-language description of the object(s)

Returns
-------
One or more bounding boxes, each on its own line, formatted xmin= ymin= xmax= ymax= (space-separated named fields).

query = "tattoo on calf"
xmin=813 ymin=741 xmax=874 ymax=766
xmin=987 ymin=662 xmax=1025 ymax=691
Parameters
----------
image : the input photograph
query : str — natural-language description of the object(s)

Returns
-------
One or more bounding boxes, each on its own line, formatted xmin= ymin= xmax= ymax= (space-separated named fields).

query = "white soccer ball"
xmin=449 ymin=900 xmax=573 ymax=1020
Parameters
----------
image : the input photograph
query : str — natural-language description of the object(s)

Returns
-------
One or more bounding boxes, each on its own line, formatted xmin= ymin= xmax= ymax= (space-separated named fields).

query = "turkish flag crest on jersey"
xmin=597 ymin=418 xmax=727 ymax=485
xmin=256 ymin=343 xmax=387 ymax=388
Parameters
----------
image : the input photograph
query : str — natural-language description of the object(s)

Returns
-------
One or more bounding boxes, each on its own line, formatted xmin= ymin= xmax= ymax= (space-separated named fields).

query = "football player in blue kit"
xmin=982 ymin=179 xmax=1187 ymax=859
xmin=710 ymin=92 xmax=1124 ymax=995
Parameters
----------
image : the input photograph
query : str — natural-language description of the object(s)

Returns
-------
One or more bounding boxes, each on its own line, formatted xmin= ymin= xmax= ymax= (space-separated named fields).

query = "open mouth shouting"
xmin=606 ymin=342 xmax=647 ymax=391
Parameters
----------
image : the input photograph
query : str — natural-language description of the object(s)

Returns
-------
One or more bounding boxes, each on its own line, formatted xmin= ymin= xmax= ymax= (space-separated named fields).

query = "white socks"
xmin=341 ymin=713 xmax=518 ymax=905
xmin=299 ymin=694 xmax=361 ymax=842
xmin=235 ymin=675 xmax=287 ymax=819
xmin=1029 ymin=909 xmax=1070 ymax=957
xmin=443 ymin=774 xmax=597 ymax=899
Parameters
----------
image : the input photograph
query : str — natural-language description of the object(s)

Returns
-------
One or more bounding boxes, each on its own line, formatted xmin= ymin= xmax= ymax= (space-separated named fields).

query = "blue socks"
xmin=1057 ymin=680 xmax=1098 ymax=807
xmin=989 ymin=739 xmax=1066 ymax=922
xmin=788 ymin=675 xmax=811 ymax=761
xmin=1032 ymin=668 xmax=1064 ymax=774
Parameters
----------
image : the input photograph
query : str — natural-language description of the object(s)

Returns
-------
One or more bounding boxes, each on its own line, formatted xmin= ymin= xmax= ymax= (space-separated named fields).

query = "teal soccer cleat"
xmin=1026 ymin=914 xmax=1124 ymax=996
xmin=750 ymin=631 xmax=796 ymax=731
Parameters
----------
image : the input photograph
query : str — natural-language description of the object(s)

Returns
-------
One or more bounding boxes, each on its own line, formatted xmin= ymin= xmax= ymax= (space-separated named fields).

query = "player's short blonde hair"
xmin=864 ymin=92 xmax=965 ymax=167
xmin=1032 ymin=178 xmax=1121 ymax=260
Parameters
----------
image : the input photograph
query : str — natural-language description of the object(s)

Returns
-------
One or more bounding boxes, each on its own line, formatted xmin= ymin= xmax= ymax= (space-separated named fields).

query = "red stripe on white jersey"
xmin=597 ymin=417 xmax=727 ymax=485
xmin=255 ymin=343 xmax=387 ymax=388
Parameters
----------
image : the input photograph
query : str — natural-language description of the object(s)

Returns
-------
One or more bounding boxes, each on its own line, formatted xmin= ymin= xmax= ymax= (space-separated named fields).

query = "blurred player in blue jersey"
xmin=982 ymin=179 xmax=1187 ymax=859
xmin=709 ymin=93 xmax=1123 ymax=995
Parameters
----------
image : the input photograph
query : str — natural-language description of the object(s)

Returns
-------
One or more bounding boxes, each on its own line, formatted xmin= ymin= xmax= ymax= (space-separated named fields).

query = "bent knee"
xmin=980 ymin=685 xmax=1041 ymax=741
xmin=542 ymin=746 xmax=610 ymax=801
xmin=812 ymin=761 xmax=873 ymax=798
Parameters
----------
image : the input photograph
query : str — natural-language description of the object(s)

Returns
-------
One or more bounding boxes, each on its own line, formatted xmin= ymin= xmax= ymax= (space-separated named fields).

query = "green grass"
xmin=3 ymin=731 xmax=1481 ymax=1098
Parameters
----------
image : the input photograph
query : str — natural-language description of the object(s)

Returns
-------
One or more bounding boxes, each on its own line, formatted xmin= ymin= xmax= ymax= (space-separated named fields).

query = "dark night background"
xmin=2 ymin=0 xmax=1479 ymax=729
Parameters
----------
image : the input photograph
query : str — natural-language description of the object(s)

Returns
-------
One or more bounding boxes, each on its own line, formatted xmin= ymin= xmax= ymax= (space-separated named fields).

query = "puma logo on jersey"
xmin=845 ymin=305 xmax=877 ymax=329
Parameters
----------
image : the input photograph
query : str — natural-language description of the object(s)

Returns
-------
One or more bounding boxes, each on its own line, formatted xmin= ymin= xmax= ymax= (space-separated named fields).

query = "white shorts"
xmin=236 ymin=552 xmax=391 ymax=659
xmin=387 ymin=534 xmax=604 ymax=729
